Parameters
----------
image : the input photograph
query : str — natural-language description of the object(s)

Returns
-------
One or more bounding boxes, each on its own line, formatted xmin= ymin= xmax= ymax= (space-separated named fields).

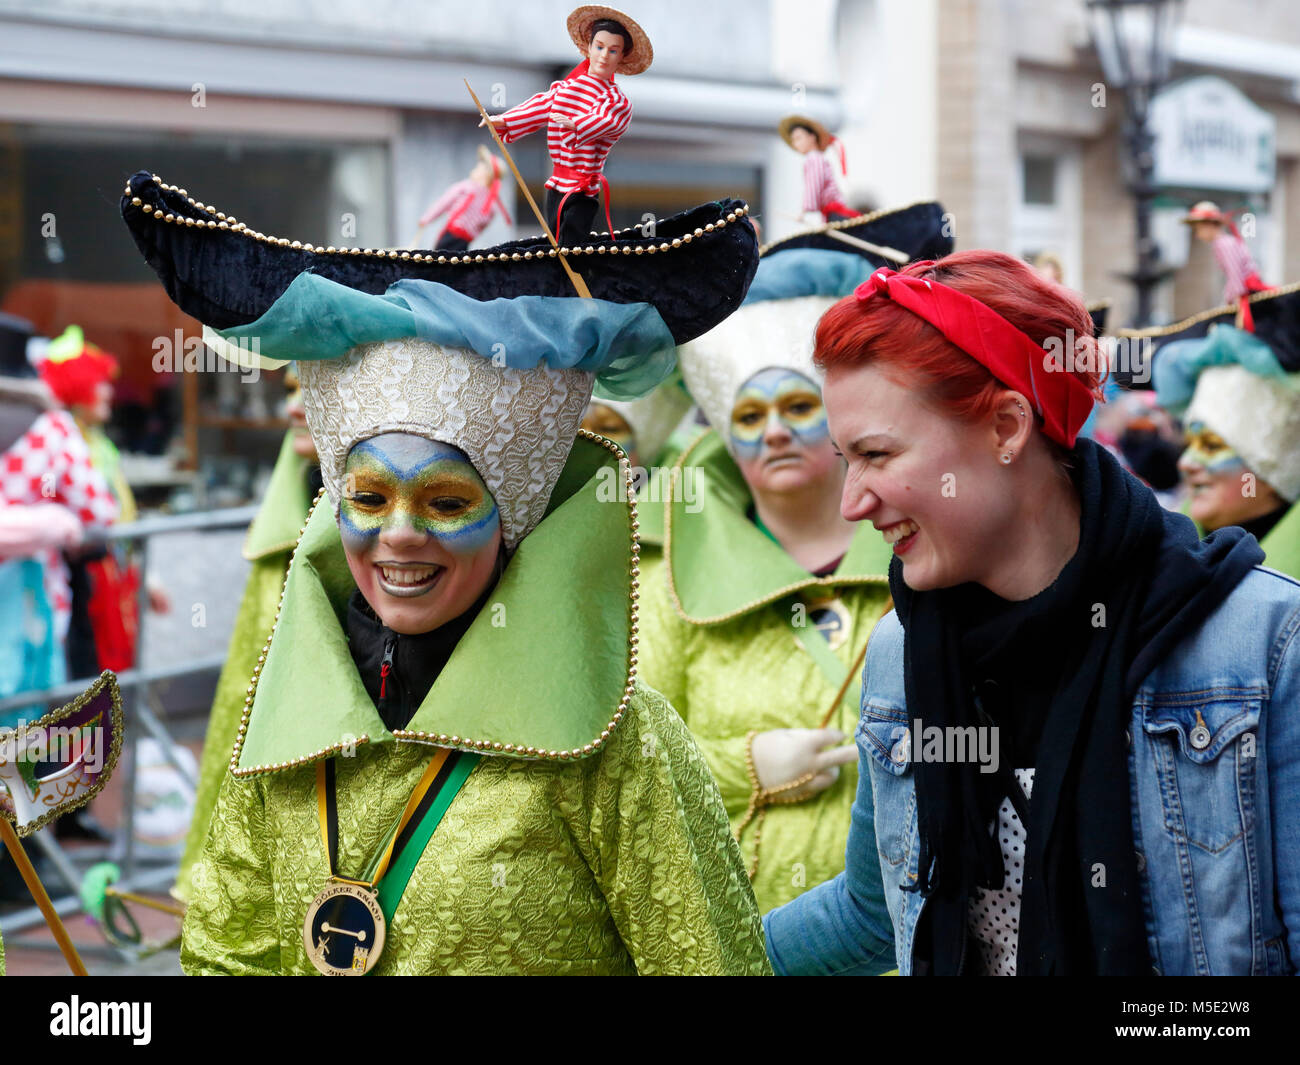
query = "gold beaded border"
xmin=393 ymin=429 xmax=640 ymax=762
xmin=1113 ymin=279 xmax=1300 ymax=339
xmin=229 ymin=486 xmax=374 ymax=778
xmin=125 ymin=174 xmax=750 ymax=264
xmin=757 ymin=199 xmax=938 ymax=257
xmin=2 ymin=670 xmax=126 ymax=839
xmin=229 ymin=432 xmax=640 ymax=773
xmin=662 ymin=431 xmax=887 ymax=627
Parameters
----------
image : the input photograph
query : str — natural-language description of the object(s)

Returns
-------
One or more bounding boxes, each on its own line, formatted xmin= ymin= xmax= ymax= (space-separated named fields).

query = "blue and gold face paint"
xmin=729 ymin=368 xmax=829 ymax=460
xmin=340 ymin=435 xmax=499 ymax=555
xmin=580 ymin=403 xmax=638 ymax=459
xmin=1178 ymin=420 xmax=1245 ymax=476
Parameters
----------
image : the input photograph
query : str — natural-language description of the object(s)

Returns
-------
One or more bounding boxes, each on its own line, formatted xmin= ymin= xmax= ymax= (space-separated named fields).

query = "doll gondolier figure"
xmin=779 ymin=115 xmax=858 ymax=225
xmin=418 ymin=146 xmax=513 ymax=252
xmin=1182 ymin=200 xmax=1273 ymax=331
xmin=481 ymin=6 xmax=651 ymax=246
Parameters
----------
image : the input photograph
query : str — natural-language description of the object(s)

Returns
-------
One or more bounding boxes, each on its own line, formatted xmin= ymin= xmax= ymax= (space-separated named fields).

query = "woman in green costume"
xmin=637 ymin=246 xmax=901 ymax=914
xmin=121 ymin=170 xmax=769 ymax=975
xmin=1150 ymin=316 xmax=1300 ymax=578
xmin=173 ymin=379 xmax=319 ymax=903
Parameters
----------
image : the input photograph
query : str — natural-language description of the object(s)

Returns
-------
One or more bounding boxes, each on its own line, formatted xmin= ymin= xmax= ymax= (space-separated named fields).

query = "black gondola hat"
xmin=1115 ymin=282 xmax=1300 ymax=389
xmin=119 ymin=171 xmax=757 ymax=345
xmin=758 ymin=201 xmax=954 ymax=269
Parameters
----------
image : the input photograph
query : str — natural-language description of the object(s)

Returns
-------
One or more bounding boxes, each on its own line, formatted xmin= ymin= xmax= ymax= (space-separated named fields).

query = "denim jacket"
xmin=764 ymin=566 xmax=1300 ymax=975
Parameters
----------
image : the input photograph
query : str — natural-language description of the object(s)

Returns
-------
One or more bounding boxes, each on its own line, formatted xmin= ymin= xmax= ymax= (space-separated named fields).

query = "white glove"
xmin=750 ymin=727 xmax=857 ymax=802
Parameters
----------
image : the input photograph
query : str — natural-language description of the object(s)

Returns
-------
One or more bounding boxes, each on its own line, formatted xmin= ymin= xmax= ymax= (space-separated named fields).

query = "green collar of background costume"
xmin=1261 ymin=501 xmax=1300 ymax=580
xmin=232 ymin=435 xmax=637 ymax=775
xmin=663 ymin=431 xmax=891 ymax=625
xmin=242 ymin=431 xmax=314 ymax=561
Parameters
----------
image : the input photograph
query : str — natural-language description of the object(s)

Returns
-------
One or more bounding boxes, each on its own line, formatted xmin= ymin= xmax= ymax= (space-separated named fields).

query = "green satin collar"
xmin=243 ymin=432 xmax=315 ymax=561
xmin=232 ymin=435 xmax=637 ymax=775
xmin=653 ymin=431 xmax=892 ymax=625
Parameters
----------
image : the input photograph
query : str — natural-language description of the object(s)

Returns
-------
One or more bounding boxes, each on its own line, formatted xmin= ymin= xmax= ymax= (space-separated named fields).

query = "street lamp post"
xmin=1086 ymin=0 xmax=1184 ymax=327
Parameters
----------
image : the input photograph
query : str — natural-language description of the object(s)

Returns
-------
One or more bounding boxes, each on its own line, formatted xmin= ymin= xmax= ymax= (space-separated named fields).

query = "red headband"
xmin=854 ymin=265 xmax=1097 ymax=448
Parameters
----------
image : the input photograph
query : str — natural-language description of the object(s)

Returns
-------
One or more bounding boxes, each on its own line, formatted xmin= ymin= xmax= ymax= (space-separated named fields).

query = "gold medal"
xmin=797 ymin=595 xmax=851 ymax=651
xmin=303 ymin=879 xmax=386 ymax=976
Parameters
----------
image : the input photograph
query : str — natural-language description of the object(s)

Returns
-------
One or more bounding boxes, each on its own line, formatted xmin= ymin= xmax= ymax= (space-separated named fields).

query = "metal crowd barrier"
xmin=0 ymin=503 xmax=259 ymax=960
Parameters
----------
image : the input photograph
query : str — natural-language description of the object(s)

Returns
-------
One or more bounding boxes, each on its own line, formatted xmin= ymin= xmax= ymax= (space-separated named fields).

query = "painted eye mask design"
xmin=339 ymin=436 xmax=499 ymax=555
xmin=1180 ymin=421 xmax=1245 ymax=476
xmin=580 ymin=403 xmax=637 ymax=456
xmin=729 ymin=368 xmax=829 ymax=458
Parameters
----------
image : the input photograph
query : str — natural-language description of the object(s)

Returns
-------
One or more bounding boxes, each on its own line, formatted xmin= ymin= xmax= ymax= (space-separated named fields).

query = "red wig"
xmin=815 ymin=250 xmax=1104 ymax=446
xmin=39 ymin=325 xmax=118 ymax=409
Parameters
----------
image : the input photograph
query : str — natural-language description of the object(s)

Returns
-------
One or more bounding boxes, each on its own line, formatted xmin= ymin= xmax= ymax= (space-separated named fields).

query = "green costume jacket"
xmin=175 ymin=433 xmax=314 ymax=903
xmin=181 ymin=438 xmax=770 ymax=975
xmin=636 ymin=432 xmax=894 ymax=912
xmin=1261 ymin=502 xmax=1300 ymax=580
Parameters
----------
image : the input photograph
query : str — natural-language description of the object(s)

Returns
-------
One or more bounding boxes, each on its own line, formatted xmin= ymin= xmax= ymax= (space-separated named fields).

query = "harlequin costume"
xmin=34 ymin=325 xmax=140 ymax=677
xmin=0 ymin=382 xmax=118 ymax=679
xmin=1147 ymin=286 xmax=1300 ymax=579
xmin=636 ymin=202 xmax=954 ymax=913
xmin=779 ymin=115 xmax=857 ymax=224
xmin=419 ymin=147 xmax=513 ymax=252
xmin=121 ymin=170 xmax=770 ymax=974
xmin=496 ymin=6 xmax=651 ymax=245
xmin=173 ymin=427 xmax=318 ymax=903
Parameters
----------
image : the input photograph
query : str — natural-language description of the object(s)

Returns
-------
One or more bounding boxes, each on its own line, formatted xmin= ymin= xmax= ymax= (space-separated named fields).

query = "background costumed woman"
xmin=1149 ymin=313 xmax=1300 ymax=580
xmin=173 ymin=374 xmax=320 ymax=903
xmin=121 ymin=171 xmax=771 ymax=975
xmin=764 ymin=250 xmax=1299 ymax=975
xmin=636 ymin=205 xmax=952 ymax=914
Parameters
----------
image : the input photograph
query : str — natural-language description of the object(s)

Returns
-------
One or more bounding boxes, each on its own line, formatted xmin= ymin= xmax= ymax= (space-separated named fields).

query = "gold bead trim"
xmin=1114 ymin=279 xmax=1300 ymax=340
xmin=661 ymin=430 xmax=887 ymax=627
xmin=757 ymin=198 xmax=936 ymax=257
xmin=228 ymin=486 xmax=377 ymax=778
xmin=228 ymin=436 xmax=641 ymax=772
xmin=128 ymin=174 xmax=750 ymax=262
xmin=393 ymin=429 xmax=640 ymax=762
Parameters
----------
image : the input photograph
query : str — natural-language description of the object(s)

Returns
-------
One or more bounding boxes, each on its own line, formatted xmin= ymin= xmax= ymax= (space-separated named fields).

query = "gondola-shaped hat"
xmin=121 ymin=171 xmax=758 ymax=546
xmin=1116 ymin=282 xmax=1300 ymax=389
xmin=679 ymin=201 xmax=955 ymax=440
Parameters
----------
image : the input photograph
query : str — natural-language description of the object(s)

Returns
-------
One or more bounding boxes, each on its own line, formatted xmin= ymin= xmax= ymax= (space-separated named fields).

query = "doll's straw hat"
xmin=778 ymin=115 xmax=833 ymax=151
xmin=1181 ymin=201 xmax=1227 ymax=225
xmin=567 ymin=6 xmax=653 ymax=75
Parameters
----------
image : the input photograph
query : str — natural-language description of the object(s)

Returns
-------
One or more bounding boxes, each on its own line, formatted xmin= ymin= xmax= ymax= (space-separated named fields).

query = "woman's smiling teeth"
xmin=880 ymin=519 xmax=919 ymax=545
xmin=376 ymin=563 xmax=443 ymax=597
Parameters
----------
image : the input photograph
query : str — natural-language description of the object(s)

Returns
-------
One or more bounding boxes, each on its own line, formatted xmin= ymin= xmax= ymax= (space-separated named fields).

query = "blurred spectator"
xmin=1033 ymin=250 xmax=1065 ymax=286
xmin=35 ymin=326 xmax=169 ymax=684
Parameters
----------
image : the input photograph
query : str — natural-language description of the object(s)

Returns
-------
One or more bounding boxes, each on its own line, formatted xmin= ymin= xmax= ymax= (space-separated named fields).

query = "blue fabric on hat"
xmin=1152 ymin=324 xmax=1290 ymax=417
xmin=213 ymin=273 xmax=677 ymax=399
xmin=742 ymin=249 xmax=874 ymax=305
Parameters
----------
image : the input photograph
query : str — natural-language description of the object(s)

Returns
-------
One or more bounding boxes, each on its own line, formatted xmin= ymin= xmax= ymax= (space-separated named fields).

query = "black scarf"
xmin=891 ymin=439 xmax=1263 ymax=975
xmin=346 ymin=585 xmax=492 ymax=733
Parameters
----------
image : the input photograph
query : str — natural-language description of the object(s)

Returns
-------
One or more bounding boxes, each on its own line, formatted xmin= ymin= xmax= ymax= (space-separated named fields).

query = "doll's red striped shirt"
xmin=498 ymin=73 xmax=632 ymax=194
xmin=420 ymin=180 xmax=510 ymax=240
xmin=802 ymin=152 xmax=845 ymax=215
xmin=1211 ymin=232 xmax=1263 ymax=303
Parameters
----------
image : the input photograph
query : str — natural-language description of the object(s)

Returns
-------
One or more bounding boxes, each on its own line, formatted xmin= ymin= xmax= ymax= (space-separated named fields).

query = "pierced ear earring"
xmin=1017 ymin=403 xmax=1027 ymax=418
xmin=1000 ymin=452 xmax=1014 ymax=465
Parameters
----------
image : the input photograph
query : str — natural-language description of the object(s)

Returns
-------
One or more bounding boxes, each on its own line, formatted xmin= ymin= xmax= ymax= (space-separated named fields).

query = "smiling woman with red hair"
xmin=763 ymin=250 xmax=1300 ymax=976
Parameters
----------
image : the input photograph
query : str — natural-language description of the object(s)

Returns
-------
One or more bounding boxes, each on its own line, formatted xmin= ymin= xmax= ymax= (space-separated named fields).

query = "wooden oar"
xmin=0 ymin=816 xmax=88 ymax=975
xmin=780 ymin=212 xmax=909 ymax=264
xmin=465 ymin=80 xmax=592 ymax=299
